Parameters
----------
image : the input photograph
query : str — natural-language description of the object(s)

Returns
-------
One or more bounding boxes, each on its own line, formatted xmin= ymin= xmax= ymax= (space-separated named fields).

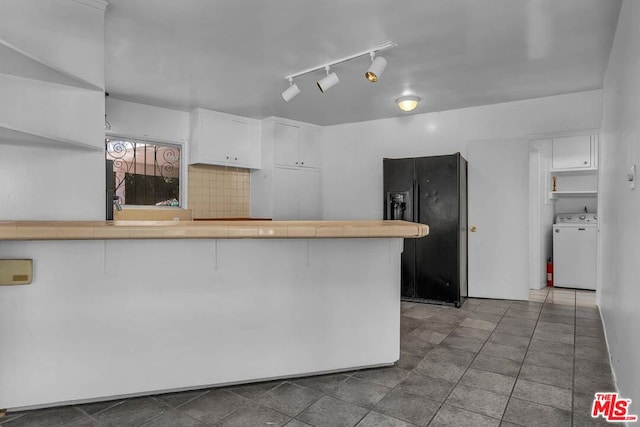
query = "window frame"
xmin=105 ymin=132 xmax=188 ymax=209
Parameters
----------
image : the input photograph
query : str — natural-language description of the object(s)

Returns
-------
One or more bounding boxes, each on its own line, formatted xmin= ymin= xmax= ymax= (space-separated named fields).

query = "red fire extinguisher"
xmin=546 ymin=257 xmax=554 ymax=287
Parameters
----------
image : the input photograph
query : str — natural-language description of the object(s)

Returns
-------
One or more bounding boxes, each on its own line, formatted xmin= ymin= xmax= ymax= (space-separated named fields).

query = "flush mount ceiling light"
xmin=281 ymin=78 xmax=301 ymax=102
xmin=281 ymin=40 xmax=397 ymax=101
xmin=396 ymin=95 xmax=420 ymax=112
xmin=317 ymin=66 xmax=339 ymax=93
xmin=365 ymin=52 xmax=387 ymax=82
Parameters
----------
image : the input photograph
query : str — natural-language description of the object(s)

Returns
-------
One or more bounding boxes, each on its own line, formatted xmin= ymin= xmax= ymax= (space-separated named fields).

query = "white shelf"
xmin=549 ymin=190 xmax=598 ymax=199
xmin=0 ymin=123 xmax=102 ymax=152
xmin=550 ymin=167 xmax=598 ymax=174
xmin=0 ymin=40 xmax=102 ymax=91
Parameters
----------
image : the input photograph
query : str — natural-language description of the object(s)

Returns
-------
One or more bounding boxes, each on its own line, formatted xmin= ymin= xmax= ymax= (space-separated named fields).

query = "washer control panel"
xmin=555 ymin=213 xmax=598 ymax=224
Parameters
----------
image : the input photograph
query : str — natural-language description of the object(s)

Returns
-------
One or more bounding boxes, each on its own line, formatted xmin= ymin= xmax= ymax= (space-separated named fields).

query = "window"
xmin=106 ymin=138 xmax=181 ymax=206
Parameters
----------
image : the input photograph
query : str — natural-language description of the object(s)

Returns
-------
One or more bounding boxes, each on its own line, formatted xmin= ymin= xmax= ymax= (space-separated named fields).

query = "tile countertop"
xmin=0 ymin=220 xmax=428 ymax=240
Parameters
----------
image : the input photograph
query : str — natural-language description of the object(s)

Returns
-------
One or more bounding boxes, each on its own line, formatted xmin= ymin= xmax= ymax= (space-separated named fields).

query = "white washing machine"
xmin=553 ymin=213 xmax=597 ymax=290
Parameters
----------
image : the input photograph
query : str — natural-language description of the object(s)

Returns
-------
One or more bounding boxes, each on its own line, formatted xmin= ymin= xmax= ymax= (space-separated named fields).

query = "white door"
xmin=298 ymin=168 xmax=321 ymax=220
xmin=299 ymin=126 xmax=322 ymax=168
xmin=468 ymin=139 xmax=530 ymax=300
xmin=274 ymin=122 xmax=300 ymax=167
xmin=273 ymin=167 xmax=299 ymax=220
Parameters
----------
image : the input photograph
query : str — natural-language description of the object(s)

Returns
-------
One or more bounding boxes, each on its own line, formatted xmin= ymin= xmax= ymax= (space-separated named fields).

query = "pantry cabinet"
xmin=273 ymin=167 xmax=321 ymax=220
xmin=189 ymin=108 xmax=261 ymax=169
xmin=274 ymin=121 xmax=322 ymax=169
xmin=250 ymin=117 xmax=323 ymax=219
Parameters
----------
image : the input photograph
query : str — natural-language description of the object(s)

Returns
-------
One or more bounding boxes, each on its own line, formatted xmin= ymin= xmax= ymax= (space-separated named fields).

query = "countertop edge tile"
xmin=0 ymin=220 xmax=428 ymax=241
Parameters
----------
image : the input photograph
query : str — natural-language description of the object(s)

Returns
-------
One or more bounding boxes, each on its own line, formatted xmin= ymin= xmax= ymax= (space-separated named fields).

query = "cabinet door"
xmin=274 ymin=122 xmax=300 ymax=167
xmin=299 ymin=126 xmax=321 ymax=168
xmin=552 ymin=135 xmax=592 ymax=169
xmin=273 ymin=168 xmax=300 ymax=220
xmin=190 ymin=110 xmax=261 ymax=168
xmin=229 ymin=118 xmax=260 ymax=168
xmin=196 ymin=112 xmax=231 ymax=164
xmin=298 ymin=168 xmax=321 ymax=220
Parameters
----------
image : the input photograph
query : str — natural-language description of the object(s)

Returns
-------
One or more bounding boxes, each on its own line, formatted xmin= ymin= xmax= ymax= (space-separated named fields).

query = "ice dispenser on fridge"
xmin=386 ymin=191 xmax=411 ymax=220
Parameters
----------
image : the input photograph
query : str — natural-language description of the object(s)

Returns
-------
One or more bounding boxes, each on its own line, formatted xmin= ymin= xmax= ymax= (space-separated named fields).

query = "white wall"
xmin=599 ymin=0 xmax=640 ymax=405
xmin=0 ymin=146 xmax=105 ymax=220
xmin=322 ymin=90 xmax=603 ymax=220
xmin=0 ymin=0 xmax=105 ymax=221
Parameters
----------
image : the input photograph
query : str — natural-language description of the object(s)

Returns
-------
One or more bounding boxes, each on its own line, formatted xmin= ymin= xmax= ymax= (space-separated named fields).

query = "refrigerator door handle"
xmin=413 ymin=180 xmax=420 ymax=223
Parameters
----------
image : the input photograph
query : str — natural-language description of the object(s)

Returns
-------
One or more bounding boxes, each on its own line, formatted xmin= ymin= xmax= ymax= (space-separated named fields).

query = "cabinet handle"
xmin=295 ymin=161 xmax=298 ymax=164
xmin=301 ymin=161 xmax=304 ymax=165
xmin=226 ymin=156 xmax=229 ymax=160
xmin=584 ymin=161 xmax=588 ymax=165
xmin=235 ymin=157 xmax=238 ymax=161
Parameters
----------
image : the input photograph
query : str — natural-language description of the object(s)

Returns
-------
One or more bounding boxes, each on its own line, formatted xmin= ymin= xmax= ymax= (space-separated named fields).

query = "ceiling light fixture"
xmin=282 ymin=40 xmax=397 ymax=100
xmin=365 ymin=52 xmax=387 ymax=82
xmin=281 ymin=78 xmax=301 ymax=102
xmin=317 ymin=66 xmax=339 ymax=93
xmin=396 ymin=95 xmax=420 ymax=112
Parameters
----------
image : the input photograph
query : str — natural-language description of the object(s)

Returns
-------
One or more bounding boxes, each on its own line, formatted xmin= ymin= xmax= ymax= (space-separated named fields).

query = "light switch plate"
xmin=0 ymin=259 xmax=33 ymax=285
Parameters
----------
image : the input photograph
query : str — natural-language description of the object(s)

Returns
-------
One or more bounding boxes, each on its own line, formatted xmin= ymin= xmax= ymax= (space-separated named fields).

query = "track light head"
xmin=396 ymin=95 xmax=420 ymax=112
xmin=365 ymin=53 xmax=387 ymax=82
xmin=281 ymin=78 xmax=301 ymax=102
xmin=317 ymin=66 xmax=339 ymax=93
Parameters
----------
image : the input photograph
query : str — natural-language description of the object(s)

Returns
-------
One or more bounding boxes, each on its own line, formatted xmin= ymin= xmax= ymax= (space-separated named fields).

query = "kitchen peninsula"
xmin=0 ymin=220 xmax=427 ymax=410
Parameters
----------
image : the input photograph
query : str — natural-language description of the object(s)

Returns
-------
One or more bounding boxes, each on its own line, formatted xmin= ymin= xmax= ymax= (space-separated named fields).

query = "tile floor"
xmin=0 ymin=287 xmax=615 ymax=426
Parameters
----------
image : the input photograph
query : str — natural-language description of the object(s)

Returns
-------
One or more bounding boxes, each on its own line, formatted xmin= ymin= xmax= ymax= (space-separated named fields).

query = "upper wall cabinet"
xmin=274 ymin=121 xmax=322 ymax=169
xmin=551 ymin=133 xmax=598 ymax=171
xmin=189 ymin=109 xmax=261 ymax=169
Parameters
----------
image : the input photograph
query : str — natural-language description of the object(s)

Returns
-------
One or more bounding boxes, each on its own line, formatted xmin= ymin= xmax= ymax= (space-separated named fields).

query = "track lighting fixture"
xmin=396 ymin=95 xmax=420 ymax=112
xmin=365 ymin=52 xmax=387 ymax=82
xmin=281 ymin=78 xmax=301 ymax=102
xmin=317 ymin=66 xmax=339 ymax=93
xmin=281 ymin=40 xmax=396 ymax=101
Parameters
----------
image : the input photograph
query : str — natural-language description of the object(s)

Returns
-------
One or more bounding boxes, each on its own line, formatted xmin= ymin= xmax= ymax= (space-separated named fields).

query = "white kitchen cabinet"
xmin=298 ymin=168 xmax=322 ymax=219
xmin=190 ymin=108 xmax=261 ymax=169
xmin=548 ymin=132 xmax=599 ymax=200
xmin=274 ymin=122 xmax=300 ymax=166
xmin=552 ymin=134 xmax=598 ymax=170
xmin=299 ymin=126 xmax=322 ymax=169
xmin=273 ymin=167 xmax=321 ymax=220
xmin=251 ymin=117 xmax=323 ymax=219
xmin=273 ymin=121 xmax=322 ymax=168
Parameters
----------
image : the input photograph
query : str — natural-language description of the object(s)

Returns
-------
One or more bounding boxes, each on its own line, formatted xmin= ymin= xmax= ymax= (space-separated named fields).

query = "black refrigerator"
xmin=106 ymin=159 xmax=115 ymax=220
xmin=383 ymin=153 xmax=468 ymax=307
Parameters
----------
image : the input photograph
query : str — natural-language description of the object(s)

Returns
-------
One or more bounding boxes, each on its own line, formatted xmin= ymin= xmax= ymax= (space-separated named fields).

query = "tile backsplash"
xmin=188 ymin=165 xmax=250 ymax=218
